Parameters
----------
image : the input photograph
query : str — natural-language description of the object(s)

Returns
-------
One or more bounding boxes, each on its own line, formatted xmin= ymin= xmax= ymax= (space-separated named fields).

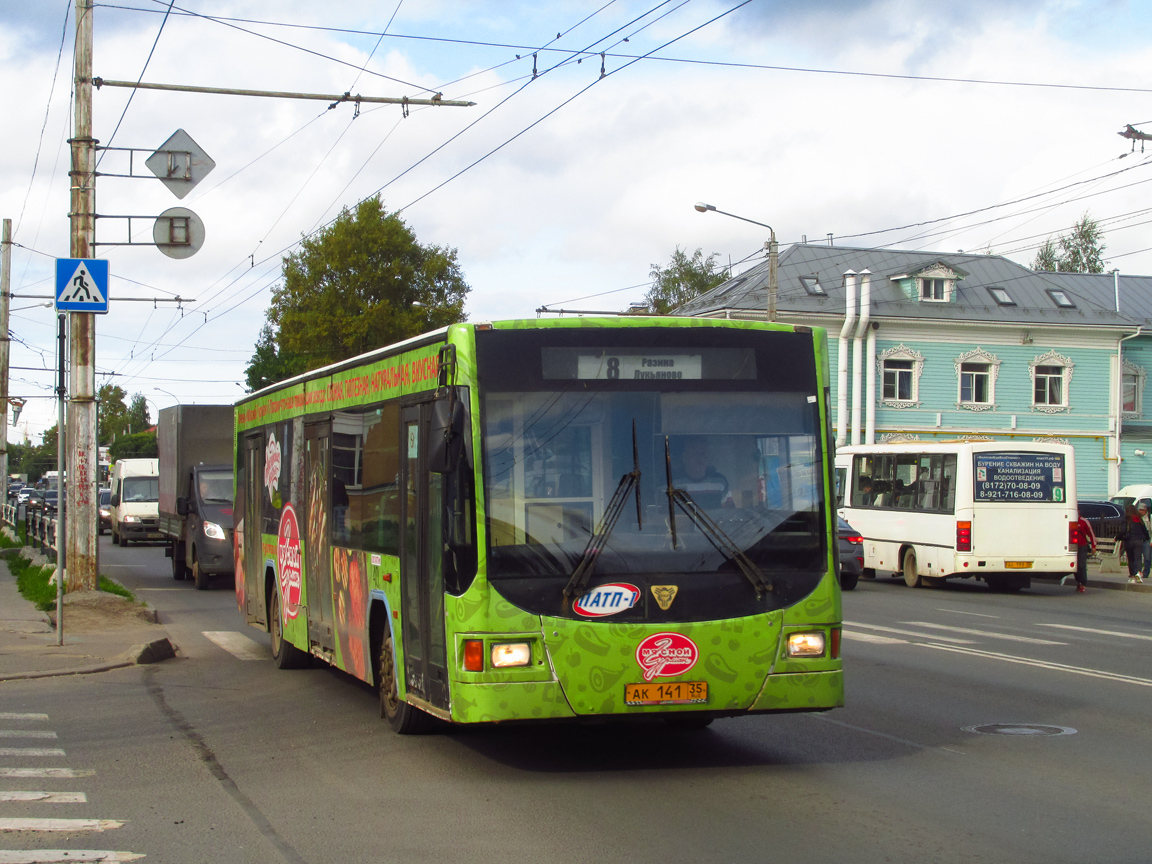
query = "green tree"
xmin=244 ymin=323 xmax=308 ymax=392
xmin=644 ymin=246 xmax=728 ymax=314
xmin=127 ymin=393 xmax=150 ymax=434
xmin=1032 ymin=213 xmax=1105 ymax=273
xmin=97 ymin=383 xmax=130 ymax=444
xmin=109 ymin=430 xmax=157 ymax=462
xmin=256 ymin=197 xmax=470 ymax=375
xmin=1032 ymin=237 xmax=1059 ymax=271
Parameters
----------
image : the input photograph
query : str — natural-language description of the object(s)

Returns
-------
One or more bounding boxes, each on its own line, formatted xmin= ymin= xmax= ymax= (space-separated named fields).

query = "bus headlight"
xmin=786 ymin=632 xmax=826 ymax=658
xmin=491 ymin=642 xmax=531 ymax=668
xmin=123 ymin=515 xmax=139 ymax=523
xmin=203 ymin=521 xmax=226 ymax=540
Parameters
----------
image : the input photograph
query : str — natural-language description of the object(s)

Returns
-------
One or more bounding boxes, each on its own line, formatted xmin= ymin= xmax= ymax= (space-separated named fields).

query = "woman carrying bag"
xmin=1121 ymin=503 xmax=1148 ymax=584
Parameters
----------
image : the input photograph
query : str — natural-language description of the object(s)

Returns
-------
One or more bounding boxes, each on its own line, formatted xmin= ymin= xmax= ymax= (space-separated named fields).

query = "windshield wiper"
xmin=663 ymin=435 xmax=772 ymax=599
xmin=563 ymin=420 xmax=643 ymax=604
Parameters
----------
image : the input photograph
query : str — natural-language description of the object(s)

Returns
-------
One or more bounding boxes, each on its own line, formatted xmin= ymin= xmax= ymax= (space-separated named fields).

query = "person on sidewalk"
xmin=1120 ymin=503 xmax=1148 ymax=584
xmin=1140 ymin=502 xmax=1152 ymax=581
xmin=1075 ymin=514 xmax=1096 ymax=593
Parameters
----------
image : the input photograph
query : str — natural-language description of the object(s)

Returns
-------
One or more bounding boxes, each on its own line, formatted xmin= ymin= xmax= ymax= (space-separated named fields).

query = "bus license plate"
xmin=624 ymin=681 xmax=708 ymax=706
xmin=1005 ymin=561 xmax=1033 ymax=569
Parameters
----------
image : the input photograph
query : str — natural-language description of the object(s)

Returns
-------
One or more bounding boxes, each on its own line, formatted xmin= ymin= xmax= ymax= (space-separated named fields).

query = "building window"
xmin=1047 ymin=289 xmax=1076 ymax=309
xmin=800 ymin=275 xmax=825 ymax=296
xmin=877 ymin=344 xmax=924 ymax=408
xmin=955 ymin=348 xmax=1000 ymax=411
xmin=921 ymin=278 xmax=946 ymax=300
xmin=987 ymin=286 xmax=1015 ymax=306
xmin=1122 ymin=360 xmax=1145 ymax=417
xmin=1033 ymin=365 xmax=1065 ymax=406
xmin=883 ymin=359 xmax=914 ymax=401
xmin=1029 ymin=350 xmax=1074 ymax=414
xmin=960 ymin=363 xmax=992 ymax=404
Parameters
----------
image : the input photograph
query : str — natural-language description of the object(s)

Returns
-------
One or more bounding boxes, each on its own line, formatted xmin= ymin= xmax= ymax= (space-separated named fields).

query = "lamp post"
xmin=694 ymin=202 xmax=778 ymax=323
xmin=154 ymin=387 xmax=178 ymax=405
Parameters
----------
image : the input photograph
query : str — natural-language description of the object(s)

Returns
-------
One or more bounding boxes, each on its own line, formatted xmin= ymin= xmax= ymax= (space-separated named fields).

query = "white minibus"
xmin=836 ymin=442 xmax=1078 ymax=591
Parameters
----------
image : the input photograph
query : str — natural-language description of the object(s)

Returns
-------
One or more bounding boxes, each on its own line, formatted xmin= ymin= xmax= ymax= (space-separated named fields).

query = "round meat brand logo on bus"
xmin=277 ymin=503 xmax=303 ymax=619
xmin=573 ymin=583 xmax=641 ymax=617
xmin=635 ymin=632 xmax=698 ymax=681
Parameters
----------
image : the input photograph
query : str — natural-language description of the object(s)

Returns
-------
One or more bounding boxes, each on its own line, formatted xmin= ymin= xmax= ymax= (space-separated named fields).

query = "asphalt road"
xmin=2 ymin=540 xmax=1151 ymax=863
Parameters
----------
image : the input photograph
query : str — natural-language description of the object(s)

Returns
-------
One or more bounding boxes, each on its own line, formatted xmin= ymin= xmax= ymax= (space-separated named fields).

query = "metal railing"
xmin=2 ymin=501 xmax=57 ymax=560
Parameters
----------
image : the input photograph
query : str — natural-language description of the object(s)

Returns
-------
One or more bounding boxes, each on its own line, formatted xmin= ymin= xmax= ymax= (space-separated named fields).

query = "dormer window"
xmin=921 ymin=278 xmax=946 ymax=301
xmin=1047 ymin=289 xmax=1076 ymax=309
xmin=800 ymin=275 xmax=825 ymax=296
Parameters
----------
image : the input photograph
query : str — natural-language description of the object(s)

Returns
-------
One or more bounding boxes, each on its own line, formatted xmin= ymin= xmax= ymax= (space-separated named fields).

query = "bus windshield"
xmin=477 ymin=329 xmax=827 ymax=595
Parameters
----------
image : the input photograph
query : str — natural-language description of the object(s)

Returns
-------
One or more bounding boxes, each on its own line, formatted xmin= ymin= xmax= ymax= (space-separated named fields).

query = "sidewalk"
xmin=0 ymin=553 xmax=177 ymax=682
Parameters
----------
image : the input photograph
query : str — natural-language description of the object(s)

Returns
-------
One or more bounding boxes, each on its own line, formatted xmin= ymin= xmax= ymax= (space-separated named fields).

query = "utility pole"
xmin=67 ymin=0 xmax=98 ymax=592
xmin=0 ymin=219 xmax=11 ymax=493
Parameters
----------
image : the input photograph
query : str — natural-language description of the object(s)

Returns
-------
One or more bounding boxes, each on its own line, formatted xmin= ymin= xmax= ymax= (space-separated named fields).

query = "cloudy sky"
xmin=1 ymin=0 xmax=1151 ymax=442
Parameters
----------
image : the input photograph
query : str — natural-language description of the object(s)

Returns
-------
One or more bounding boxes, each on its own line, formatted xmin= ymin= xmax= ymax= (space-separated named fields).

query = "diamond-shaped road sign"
xmin=145 ymin=129 xmax=216 ymax=200
xmin=55 ymin=258 xmax=110 ymax=313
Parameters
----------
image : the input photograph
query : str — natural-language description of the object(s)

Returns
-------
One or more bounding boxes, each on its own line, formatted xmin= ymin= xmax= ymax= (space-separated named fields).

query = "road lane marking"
xmin=936 ymin=608 xmax=999 ymax=618
xmin=1036 ymin=624 xmax=1152 ymax=641
xmin=900 ymin=622 xmax=1066 ymax=645
xmin=842 ymin=630 xmax=909 ymax=645
xmin=0 ymin=792 xmax=86 ymax=803
xmin=842 ymin=621 xmax=976 ymax=644
xmin=0 ymin=769 xmax=92 ymax=778
xmin=0 ymin=731 xmax=58 ymax=739
xmin=0 ymin=749 xmax=64 ymax=758
xmin=202 ymin=631 xmax=266 ymax=661
xmin=919 ymin=643 xmax=1152 ymax=687
xmin=810 ymin=714 xmax=960 ymax=754
xmin=0 ymin=853 xmax=144 ymax=863
xmin=0 ymin=715 xmax=48 ymax=722
xmin=0 ymin=818 xmax=123 ymax=832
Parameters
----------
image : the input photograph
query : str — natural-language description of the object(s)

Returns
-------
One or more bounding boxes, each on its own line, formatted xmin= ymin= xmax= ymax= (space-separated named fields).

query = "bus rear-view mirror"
xmin=429 ymin=398 xmax=465 ymax=475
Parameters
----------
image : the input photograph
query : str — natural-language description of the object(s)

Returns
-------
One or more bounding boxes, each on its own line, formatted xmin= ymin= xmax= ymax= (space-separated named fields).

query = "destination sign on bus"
xmin=973 ymin=452 xmax=1065 ymax=502
xmin=542 ymin=347 xmax=757 ymax=381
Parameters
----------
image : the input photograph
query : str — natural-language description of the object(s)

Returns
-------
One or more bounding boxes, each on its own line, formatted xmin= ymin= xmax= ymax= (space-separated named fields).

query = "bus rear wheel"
xmin=903 ymin=549 xmax=921 ymax=588
xmin=379 ymin=631 xmax=432 ymax=735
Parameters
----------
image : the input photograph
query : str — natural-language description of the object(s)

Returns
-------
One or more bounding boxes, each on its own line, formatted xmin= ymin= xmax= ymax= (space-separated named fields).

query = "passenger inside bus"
xmin=673 ymin=437 xmax=734 ymax=509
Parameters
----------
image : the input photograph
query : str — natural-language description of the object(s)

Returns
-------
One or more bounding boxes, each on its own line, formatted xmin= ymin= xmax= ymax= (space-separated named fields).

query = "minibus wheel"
xmin=903 ymin=549 xmax=921 ymax=588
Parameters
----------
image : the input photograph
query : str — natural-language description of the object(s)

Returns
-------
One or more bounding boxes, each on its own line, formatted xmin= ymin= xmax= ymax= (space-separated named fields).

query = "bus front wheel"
xmin=379 ymin=631 xmax=432 ymax=735
xmin=903 ymin=549 xmax=921 ymax=588
xmin=269 ymin=588 xmax=308 ymax=669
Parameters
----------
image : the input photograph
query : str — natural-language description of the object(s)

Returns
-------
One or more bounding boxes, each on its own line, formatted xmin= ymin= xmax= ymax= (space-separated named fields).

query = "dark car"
xmin=838 ymin=517 xmax=864 ymax=591
xmin=43 ymin=490 xmax=59 ymax=513
xmin=98 ymin=488 xmax=111 ymax=534
xmin=1078 ymin=499 xmax=1125 ymax=552
xmin=24 ymin=490 xmax=45 ymax=512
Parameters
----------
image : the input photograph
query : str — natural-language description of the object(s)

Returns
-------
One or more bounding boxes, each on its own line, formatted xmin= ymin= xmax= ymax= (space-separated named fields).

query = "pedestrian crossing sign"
xmin=55 ymin=258 xmax=110 ymax=313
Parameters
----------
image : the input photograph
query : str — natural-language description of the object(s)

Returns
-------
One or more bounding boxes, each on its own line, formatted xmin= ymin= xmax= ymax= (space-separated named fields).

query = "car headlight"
xmin=123 ymin=515 xmax=140 ymax=523
xmin=99 ymin=508 xmax=110 ymax=518
xmin=490 ymin=642 xmax=531 ymax=668
xmin=203 ymin=521 xmax=226 ymax=540
xmin=786 ymin=632 xmax=827 ymax=658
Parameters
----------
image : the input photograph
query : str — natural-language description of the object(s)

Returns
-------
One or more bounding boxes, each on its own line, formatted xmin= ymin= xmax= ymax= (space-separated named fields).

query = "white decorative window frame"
xmin=878 ymin=433 xmax=921 ymax=443
xmin=917 ymin=265 xmax=957 ymax=303
xmin=1032 ymin=437 xmax=1070 ymax=446
xmin=1029 ymin=350 xmax=1074 ymax=414
xmin=877 ymin=344 xmax=924 ymax=408
xmin=958 ymin=435 xmax=995 ymax=442
xmin=1122 ymin=359 xmax=1145 ymax=418
xmin=955 ymin=347 xmax=1000 ymax=411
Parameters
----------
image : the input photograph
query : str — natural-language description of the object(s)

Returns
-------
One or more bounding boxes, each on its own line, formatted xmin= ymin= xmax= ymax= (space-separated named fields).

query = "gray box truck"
xmin=158 ymin=404 xmax=235 ymax=590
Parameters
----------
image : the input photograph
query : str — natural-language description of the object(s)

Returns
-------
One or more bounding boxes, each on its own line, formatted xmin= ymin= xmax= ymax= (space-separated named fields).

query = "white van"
xmin=1111 ymin=485 xmax=1152 ymax=512
xmin=109 ymin=458 xmax=161 ymax=547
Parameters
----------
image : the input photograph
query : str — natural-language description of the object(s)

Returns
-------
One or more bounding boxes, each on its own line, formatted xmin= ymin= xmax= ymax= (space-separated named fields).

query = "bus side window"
xmin=872 ymin=455 xmax=895 ymax=508
xmin=941 ymin=455 xmax=957 ymax=512
xmin=852 ymin=456 xmax=874 ymax=507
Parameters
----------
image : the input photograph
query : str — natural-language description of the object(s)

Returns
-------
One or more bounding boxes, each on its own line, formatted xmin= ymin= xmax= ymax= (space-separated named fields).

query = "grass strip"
xmin=8 ymin=552 xmax=137 ymax=611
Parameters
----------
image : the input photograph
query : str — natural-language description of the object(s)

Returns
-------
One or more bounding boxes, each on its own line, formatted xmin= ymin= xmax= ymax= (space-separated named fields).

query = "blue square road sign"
xmin=56 ymin=258 xmax=109 ymax=313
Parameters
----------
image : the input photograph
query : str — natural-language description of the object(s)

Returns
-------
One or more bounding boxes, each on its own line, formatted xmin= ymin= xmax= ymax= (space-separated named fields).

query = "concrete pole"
xmin=67 ymin=0 xmax=98 ymax=591
xmin=767 ymin=230 xmax=778 ymax=324
xmin=0 ymin=220 xmax=10 ymax=495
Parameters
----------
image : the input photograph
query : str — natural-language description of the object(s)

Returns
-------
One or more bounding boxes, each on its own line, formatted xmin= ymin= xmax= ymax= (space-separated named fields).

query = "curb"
xmin=0 ymin=637 xmax=179 ymax=682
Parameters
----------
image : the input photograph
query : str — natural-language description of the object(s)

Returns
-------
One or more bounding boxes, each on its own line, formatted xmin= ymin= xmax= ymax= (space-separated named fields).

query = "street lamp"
xmin=694 ymin=202 xmax=778 ymax=323
xmin=154 ymin=387 xmax=178 ymax=405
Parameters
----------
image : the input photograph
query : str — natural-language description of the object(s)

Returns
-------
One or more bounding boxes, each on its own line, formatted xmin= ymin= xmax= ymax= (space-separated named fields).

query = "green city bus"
xmin=233 ymin=317 xmax=843 ymax=732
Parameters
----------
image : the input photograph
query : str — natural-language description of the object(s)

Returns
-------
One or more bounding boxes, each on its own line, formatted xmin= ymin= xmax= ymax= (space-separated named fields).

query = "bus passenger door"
xmin=399 ymin=404 xmax=450 ymax=711
xmin=304 ymin=423 xmax=336 ymax=652
xmin=242 ymin=434 xmax=264 ymax=624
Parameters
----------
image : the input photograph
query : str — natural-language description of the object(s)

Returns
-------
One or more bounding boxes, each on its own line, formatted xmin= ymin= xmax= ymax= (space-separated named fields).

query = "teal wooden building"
xmin=677 ymin=244 xmax=1152 ymax=498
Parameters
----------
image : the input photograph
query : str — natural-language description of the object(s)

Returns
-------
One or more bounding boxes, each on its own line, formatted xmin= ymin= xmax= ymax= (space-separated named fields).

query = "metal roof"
xmin=676 ymin=243 xmax=1141 ymax=329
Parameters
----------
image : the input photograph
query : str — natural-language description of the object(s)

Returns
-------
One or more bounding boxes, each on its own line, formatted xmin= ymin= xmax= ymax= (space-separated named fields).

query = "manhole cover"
xmin=963 ymin=724 xmax=1076 ymax=736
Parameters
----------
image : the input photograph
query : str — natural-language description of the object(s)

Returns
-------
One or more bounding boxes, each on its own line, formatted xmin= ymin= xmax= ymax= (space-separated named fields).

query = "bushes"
xmin=7 ymin=550 xmax=135 ymax=611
